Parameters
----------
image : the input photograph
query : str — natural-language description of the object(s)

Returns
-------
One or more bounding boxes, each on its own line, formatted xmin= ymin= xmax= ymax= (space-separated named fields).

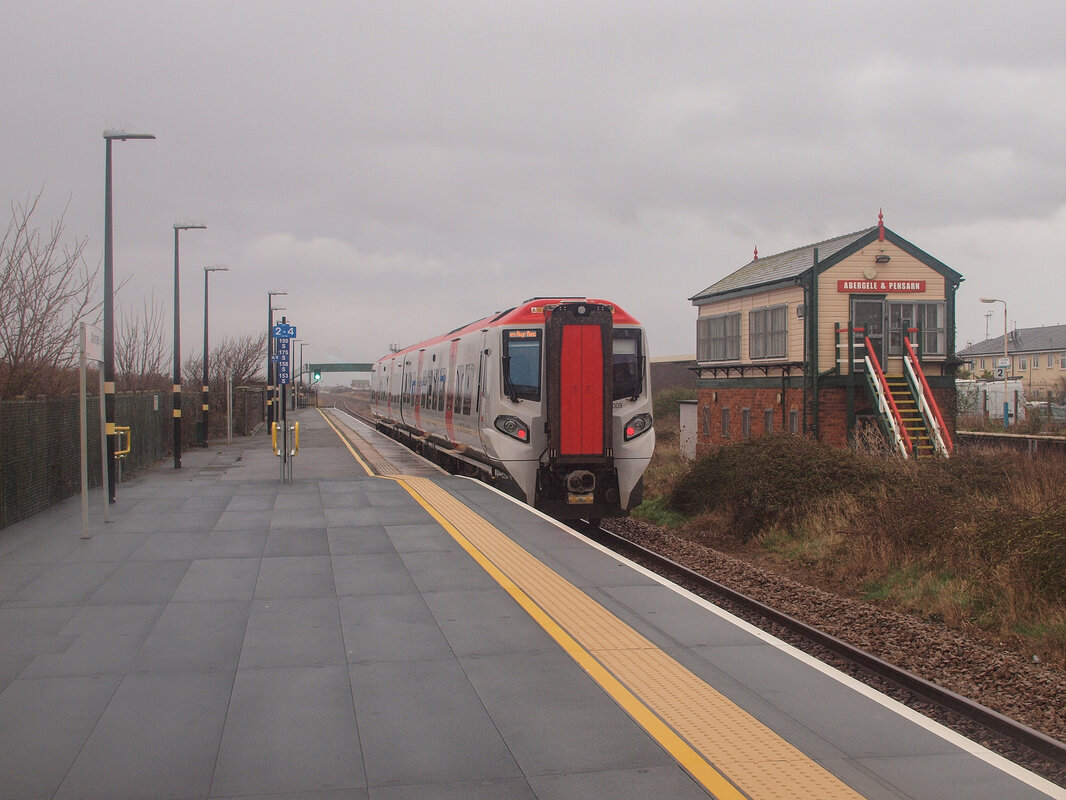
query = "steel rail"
xmin=576 ymin=522 xmax=1066 ymax=771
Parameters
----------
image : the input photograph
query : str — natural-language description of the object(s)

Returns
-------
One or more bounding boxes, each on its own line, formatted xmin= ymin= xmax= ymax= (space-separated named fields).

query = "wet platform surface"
xmin=0 ymin=407 xmax=1062 ymax=799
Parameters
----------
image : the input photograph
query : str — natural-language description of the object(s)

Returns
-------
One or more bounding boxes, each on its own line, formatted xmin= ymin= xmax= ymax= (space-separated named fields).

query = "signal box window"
xmin=888 ymin=302 xmax=945 ymax=356
xmin=612 ymin=329 xmax=644 ymax=400
xmin=503 ymin=329 xmax=542 ymax=401
xmin=698 ymin=312 xmax=740 ymax=362
xmin=749 ymin=305 xmax=787 ymax=359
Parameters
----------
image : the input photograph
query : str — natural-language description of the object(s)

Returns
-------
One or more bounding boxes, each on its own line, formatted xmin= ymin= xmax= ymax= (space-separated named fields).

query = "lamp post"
xmin=299 ymin=341 xmax=309 ymax=409
xmin=173 ymin=222 xmax=207 ymax=468
xmin=266 ymin=292 xmax=287 ymax=426
xmin=979 ymin=297 xmax=1009 ymax=429
xmin=102 ymin=130 xmax=154 ymax=503
xmin=202 ymin=265 xmax=229 ymax=446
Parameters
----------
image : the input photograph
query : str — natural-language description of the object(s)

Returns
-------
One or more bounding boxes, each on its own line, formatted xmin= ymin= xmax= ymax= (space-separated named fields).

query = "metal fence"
xmin=0 ymin=388 xmax=264 ymax=530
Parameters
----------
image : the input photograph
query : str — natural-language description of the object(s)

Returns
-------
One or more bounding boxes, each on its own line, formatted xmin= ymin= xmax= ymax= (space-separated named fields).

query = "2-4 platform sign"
xmin=273 ymin=325 xmax=294 ymax=385
xmin=273 ymin=322 xmax=296 ymax=338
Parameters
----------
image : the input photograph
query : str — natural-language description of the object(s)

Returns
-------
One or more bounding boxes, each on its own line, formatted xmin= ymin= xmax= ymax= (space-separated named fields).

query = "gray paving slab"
xmin=399 ymin=548 xmax=501 ymax=592
xmin=424 ymin=587 xmax=559 ymax=658
xmin=54 ymin=671 xmax=232 ymax=800
xmin=326 ymin=524 xmax=394 ymax=555
xmin=349 ymin=656 xmax=522 ymax=787
xmin=6 ymin=561 xmax=119 ymax=606
xmin=265 ymin=526 xmax=331 ymax=556
xmin=0 ymin=562 xmax=43 ymax=600
xmin=132 ymin=599 xmax=250 ymax=673
xmin=239 ymin=596 xmax=346 ymax=669
xmin=371 ymin=779 xmax=536 ymax=800
xmin=211 ymin=665 xmax=365 ymax=797
xmin=332 ymin=551 xmax=421 ymax=596
xmin=338 ymin=593 xmax=454 ymax=663
xmin=459 ymin=649 xmax=681 ymax=778
xmin=0 ymin=675 xmax=121 ymax=799
xmin=527 ymin=766 xmax=715 ymax=800
xmin=87 ymin=558 xmax=191 ymax=605
xmin=131 ymin=529 xmax=268 ymax=560
xmin=254 ymin=554 xmax=336 ymax=598
xmin=171 ymin=556 xmax=261 ymax=601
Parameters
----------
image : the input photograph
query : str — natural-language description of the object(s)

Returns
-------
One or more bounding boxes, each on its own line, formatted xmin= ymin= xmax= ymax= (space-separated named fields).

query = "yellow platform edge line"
xmin=396 ymin=477 xmax=749 ymax=800
xmin=317 ymin=408 xmax=375 ymax=476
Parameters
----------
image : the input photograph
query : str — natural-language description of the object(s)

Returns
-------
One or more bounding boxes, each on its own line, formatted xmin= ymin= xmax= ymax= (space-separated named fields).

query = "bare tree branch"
xmin=0 ymin=189 xmax=99 ymax=398
xmin=116 ymin=293 xmax=169 ymax=392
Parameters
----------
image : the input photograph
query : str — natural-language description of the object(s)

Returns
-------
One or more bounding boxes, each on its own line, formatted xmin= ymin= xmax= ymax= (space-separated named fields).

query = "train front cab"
xmin=533 ymin=301 xmax=652 ymax=519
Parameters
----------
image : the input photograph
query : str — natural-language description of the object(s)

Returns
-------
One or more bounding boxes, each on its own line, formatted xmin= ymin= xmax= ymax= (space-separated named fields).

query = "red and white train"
xmin=369 ymin=298 xmax=654 ymax=519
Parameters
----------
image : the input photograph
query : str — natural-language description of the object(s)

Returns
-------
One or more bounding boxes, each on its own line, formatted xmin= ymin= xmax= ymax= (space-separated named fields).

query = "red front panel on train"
xmin=559 ymin=324 xmax=604 ymax=455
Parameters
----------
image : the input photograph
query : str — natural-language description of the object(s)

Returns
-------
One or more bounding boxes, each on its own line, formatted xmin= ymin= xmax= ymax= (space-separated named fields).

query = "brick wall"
xmin=695 ymin=386 xmax=805 ymax=451
xmin=695 ymin=382 xmax=958 ymax=452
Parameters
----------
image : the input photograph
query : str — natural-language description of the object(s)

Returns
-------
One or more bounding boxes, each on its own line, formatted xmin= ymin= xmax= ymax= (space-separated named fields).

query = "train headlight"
xmin=494 ymin=415 xmax=531 ymax=443
xmin=623 ymin=413 xmax=652 ymax=441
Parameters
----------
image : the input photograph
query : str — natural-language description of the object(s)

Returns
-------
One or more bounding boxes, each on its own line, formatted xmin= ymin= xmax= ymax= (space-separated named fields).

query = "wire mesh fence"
xmin=0 ymin=387 xmax=265 ymax=530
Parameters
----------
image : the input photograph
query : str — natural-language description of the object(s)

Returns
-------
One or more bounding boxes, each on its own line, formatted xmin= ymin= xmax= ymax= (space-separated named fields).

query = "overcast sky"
xmin=4 ymin=1 xmax=1065 ymax=383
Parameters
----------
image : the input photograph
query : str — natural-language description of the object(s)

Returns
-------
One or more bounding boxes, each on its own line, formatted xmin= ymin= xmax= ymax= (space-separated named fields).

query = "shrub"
xmin=667 ymin=434 xmax=882 ymax=539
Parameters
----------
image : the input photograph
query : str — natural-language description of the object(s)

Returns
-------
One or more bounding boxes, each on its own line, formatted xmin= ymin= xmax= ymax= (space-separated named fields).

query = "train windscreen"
xmin=612 ymin=329 xmax=643 ymax=400
xmin=503 ymin=329 xmax=542 ymax=401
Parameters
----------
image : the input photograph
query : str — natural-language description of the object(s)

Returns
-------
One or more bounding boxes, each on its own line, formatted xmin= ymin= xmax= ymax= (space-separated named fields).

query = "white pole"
xmin=98 ymin=366 xmax=110 ymax=523
xmin=79 ymin=324 xmax=91 ymax=538
xmin=227 ymin=375 xmax=233 ymax=445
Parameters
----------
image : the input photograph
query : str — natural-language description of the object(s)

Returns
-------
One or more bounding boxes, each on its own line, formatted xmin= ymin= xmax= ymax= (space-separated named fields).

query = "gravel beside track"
xmin=603 ymin=516 xmax=1066 ymax=788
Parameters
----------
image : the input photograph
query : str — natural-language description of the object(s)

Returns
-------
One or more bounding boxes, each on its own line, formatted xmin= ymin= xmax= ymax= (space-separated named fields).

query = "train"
xmin=369 ymin=297 xmax=655 ymax=519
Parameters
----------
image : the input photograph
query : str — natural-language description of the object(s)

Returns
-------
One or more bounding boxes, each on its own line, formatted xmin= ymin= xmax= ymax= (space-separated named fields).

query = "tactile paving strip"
xmin=401 ymin=476 xmax=867 ymax=800
xmin=320 ymin=410 xmax=400 ymax=476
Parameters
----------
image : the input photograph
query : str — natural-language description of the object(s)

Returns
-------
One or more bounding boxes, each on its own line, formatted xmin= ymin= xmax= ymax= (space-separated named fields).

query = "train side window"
xmin=503 ymin=329 xmax=541 ymax=401
xmin=463 ymin=364 xmax=475 ymax=415
xmin=612 ymin=329 xmax=644 ymax=400
xmin=437 ymin=370 xmax=446 ymax=412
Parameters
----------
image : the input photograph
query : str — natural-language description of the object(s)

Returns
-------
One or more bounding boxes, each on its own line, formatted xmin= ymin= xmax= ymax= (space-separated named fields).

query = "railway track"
xmin=575 ymin=519 xmax=1066 ymax=787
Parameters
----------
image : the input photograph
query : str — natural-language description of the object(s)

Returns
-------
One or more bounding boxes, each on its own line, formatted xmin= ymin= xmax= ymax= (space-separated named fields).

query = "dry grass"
xmin=637 ymin=401 xmax=1066 ymax=665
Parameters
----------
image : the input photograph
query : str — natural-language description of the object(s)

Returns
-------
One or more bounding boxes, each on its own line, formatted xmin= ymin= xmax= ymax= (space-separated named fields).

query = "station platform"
xmin=0 ymin=407 xmax=1062 ymax=800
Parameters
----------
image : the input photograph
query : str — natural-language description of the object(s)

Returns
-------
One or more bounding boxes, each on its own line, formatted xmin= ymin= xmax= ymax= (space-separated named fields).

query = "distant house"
xmin=958 ymin=325 xmax=1066 ymax=398
xmin=688 ymin=215 xmax=962 ymax=457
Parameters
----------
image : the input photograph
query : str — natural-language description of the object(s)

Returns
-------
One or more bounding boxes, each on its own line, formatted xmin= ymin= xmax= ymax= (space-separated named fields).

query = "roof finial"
xmin=878 ymin=208 xmax=885 ymax=242
xmin=753 ymin=244 xmax=758 ymax=261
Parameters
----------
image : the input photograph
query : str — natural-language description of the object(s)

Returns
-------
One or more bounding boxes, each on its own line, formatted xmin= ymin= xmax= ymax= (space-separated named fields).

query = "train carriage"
xmin=369 ymin=297 xmax=654 ymax=519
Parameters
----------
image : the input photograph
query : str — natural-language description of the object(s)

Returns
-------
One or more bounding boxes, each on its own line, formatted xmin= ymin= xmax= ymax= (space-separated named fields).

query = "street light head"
xmin=174 ymin=221 xmax=207 ymax=231
xmin=979 ymin=297 xmax=1002 ymax=304
xmin=205 ymin=264 xmax=229 ymax=273
xmin=103 ymin=130 xmax=156 ymax=141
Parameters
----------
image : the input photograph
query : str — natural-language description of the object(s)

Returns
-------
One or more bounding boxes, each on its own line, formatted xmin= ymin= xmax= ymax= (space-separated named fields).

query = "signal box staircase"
xmin=857 ymin=333 xmax=953 ymax=459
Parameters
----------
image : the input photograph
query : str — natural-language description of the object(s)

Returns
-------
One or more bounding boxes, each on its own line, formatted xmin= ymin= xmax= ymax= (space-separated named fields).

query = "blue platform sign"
xmin=273 ymin=323 xmax=296 ymax=338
